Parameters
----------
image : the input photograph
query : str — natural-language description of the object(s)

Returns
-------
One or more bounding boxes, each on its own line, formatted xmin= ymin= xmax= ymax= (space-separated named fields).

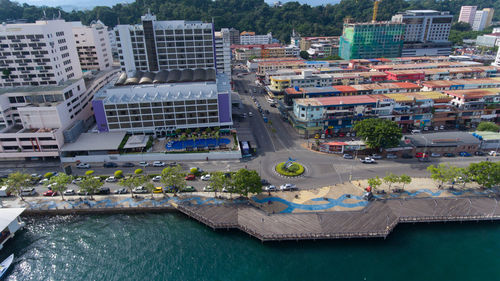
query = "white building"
xmin=71 ymin=20 xmax=113 ymax=71
xmin=0 ymin=19 xmax=82 ymax=87
xmin=458 ymin=6 xmax=477 ymax=25
xmin=214 ymin=29 xmax=231 ymax=75
xmin=392 ymin=10 xmax=452 ymax=57
xmin=108 ymin=27 xmax=118 ymax=55
xmin=92 ymin=70 xmax=232 ymax=135
xmin=239 ymin=31 xmax=272 ymax=45
xmin=115 ymin=12 xmax=215 ymax=73
xmin=493 ymin=46 xmax=500 ymax=67
xmin=472 ymin=10 xmax=489 ymax=31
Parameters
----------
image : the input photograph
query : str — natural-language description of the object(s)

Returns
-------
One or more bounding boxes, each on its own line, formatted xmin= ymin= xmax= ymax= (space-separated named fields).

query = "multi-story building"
xmin=306 ymin=43 xmax=339 ymax=59
xmin=214 ymin=29 xmax=231 ymax=75
xmin=92 ymin=70 xmax=232 ymax=135
xmin=444 ymin=88 xmax=500 ymax=127
xmin=458 ymin=6 xmax=477 ymax=25
xmin=0 ymin=19 xmax=82 ymax=87
xmin=371 ymin=61 xmax=482 ymax=72
xmin=476 ymin=33 xmax=500 ymax=47
xmin=71 ymin=20 xmax=113 ymax=71
xmin=421 ymin=77 xmax=500 ymax=91
xmin=239 ymin=31 xmax=272 ymax=45
xmin=224 ymin=28 xmax=240 ymax=45
xmin=338 ymin=21 xmax=405 ymax=60
xmin=290 ymin=29 xmax=300 ymax=47
xmin=493 ymin=46 xmax=500 ymax=67
xmin=472 ymin=8 xmax=495 ymax=31
xmin=115 ymin=12 xmax=215 ymax=73
xmin=232 ymin=44 xmax=298 ymax=61
xmin=299 ymin=36 xmax=339 ymax=51
xmin=391 ymin=10 xmax=453 ymax=57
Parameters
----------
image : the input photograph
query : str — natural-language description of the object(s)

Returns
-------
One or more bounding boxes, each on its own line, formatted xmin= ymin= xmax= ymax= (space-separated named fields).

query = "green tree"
xmin=209 ymin=171 xmax=225 ymax=197
xmin=232 ymin=169 xmax=262 ymax=198
xmin=114 ymin=170 xmax=124 ymax=178
xmin=299 ymin=51 xmax=310 ymax=60
xmin=353 ymin=119 xmax=402 ymax=150
xmin=367 ymin=176 xmax=382 ymax=192
xmin=451 ymin=22 xmax=471 ymax=32
xmin=6 ymin=172 xmax=32 ymax=200
xmin=78 ymin=177 xmax=103 ymax=200
xmin=119 ymin=176 xmax=140 ymax=198
xmin=134 ymin=169 xmax=143 ymax=175
xmin=143 ymin=181 xmax=156 ymax=199
xmin=383 ymin=172 xmax=398 ymax=191
xmin=477 ymin=122 xmax=499 ymax=132
xmin=427 ymin=164 xmax=458 ymax=187
xmin=49 ymin=173 xmax=72 ymax=201
xmin=468 ymin=161 xmax=500 ymax=189
xmin=160 ymin=165 xmax=186 ymax=196
xmin=456 ymin=167 xmax=472 ymax=189
xmin=398 ymin=174 xmax=412 ymax=191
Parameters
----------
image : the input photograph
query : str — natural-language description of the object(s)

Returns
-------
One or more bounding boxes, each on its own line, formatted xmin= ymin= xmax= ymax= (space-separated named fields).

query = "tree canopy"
xmin=477 ymin=122 xmax=499 ymax=132
xmin=232 ymin=168 xmax=262 ymax=197
xmin=353 ymin=119 xmax=402 ymax=150
xmin=1 ymin=0 xmax=499 ymax=43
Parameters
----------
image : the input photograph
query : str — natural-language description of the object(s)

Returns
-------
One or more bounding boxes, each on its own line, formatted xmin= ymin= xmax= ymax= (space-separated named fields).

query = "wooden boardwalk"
xmin=176 ymin=196 xmax=500 ymax=242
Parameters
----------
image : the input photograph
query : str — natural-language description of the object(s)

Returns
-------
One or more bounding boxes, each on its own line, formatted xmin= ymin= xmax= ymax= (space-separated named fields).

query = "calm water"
xmin=1 ymin=213 xmax=500 ymax=281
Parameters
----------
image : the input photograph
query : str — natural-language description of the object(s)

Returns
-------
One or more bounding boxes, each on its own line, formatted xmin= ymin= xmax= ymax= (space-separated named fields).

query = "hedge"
xmin=275 ymin=162 xmax=305 ymax=177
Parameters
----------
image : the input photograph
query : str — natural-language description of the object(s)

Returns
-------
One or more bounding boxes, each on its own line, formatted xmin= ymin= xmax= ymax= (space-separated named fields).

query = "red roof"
xmin=333 ymin=85 xmax=357 ymax=92
xmin=392 ymin=82 xmax=421 ymax=89
xmin=323 ymin=141 xmax=348 ymax=146
xmin=316 ymin=95 xmax=377 ymax=106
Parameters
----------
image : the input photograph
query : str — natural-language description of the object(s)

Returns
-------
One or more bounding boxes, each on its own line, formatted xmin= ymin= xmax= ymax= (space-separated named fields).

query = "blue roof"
xmin=305 ymin=61 xmax=327 ymax=65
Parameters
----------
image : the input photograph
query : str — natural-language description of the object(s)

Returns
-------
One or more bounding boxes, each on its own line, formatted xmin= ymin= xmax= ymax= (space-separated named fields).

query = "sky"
xmin=14 ymin=0 xmax=341 ymax=10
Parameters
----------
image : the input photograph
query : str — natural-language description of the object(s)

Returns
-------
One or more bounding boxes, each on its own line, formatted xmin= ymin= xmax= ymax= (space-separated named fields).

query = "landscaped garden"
xmin=275 ymin=161 xmax=305 ymax=177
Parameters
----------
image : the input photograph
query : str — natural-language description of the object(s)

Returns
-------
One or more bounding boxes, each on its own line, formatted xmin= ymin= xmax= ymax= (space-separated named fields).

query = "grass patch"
xmin=275 ymin=162 xmax=305 ymax=177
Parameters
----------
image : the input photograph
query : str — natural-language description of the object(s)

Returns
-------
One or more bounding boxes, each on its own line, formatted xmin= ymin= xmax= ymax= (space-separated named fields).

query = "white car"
xmin=152 ymin=176 xmax=162 ymax=182
xmin=132 ymin=186 xmax=148 ymax=194
xmin=264 ymin=185 xmax=277 ymax=192
xmin=431 ymin=152 xmax=441 ymax=157
xmin=76 ymin=163 xmax=90 ymax=169
xmin=386 ymin=154 xmax=398 ymax=159
xmin=489 ymin=151 xmax=498 ymax=156
xmin=21 ymin=188 xmax=36 ymax=196
xmin=153 ymin=161 xmax=166 ymax=167
xmin=203 ymin=185 xmax=213 ymax=192
xmin=360 ymin=157 xmax=376 ymax=164
xmin=343 ymin=154 xmax=353 ymax=159
xmin=139 ymin=161 xmax=149 ymax=167
xmin=71 ymin=178 xmax=82 ymax=184
xmin=279 ymin=183 xmax=296 ymax=191
xmin=201 ymin=174 xmax=211 ymax=181
xmin=105 ymin=176 xmax=117 ymax=183
xmin=63 ymin=189 xmax=76 ymax=195
xmin=248 ymin=112 xmax=253 ymax=117
xmin=371 ymin=154 xmax=383 ymax=159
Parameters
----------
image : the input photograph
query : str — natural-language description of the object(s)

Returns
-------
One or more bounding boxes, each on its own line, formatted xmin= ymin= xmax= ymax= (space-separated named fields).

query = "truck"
xmin=360 ymin=157 xmax=376 ymax=164
xmin=0 ymin=185 xmax=10 ymax=197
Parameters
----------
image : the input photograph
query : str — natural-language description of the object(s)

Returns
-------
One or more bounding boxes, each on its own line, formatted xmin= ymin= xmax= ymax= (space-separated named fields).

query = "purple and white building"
xmin=92 ymin=71 xmax=232 ymax=135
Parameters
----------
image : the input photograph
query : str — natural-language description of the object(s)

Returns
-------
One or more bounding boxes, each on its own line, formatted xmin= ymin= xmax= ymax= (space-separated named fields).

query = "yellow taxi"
xmin=153 ymin=187 xmax=163 ymax=193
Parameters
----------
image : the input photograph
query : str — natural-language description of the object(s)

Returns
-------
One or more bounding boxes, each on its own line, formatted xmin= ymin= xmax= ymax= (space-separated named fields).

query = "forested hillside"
xmin=0 ymin=0 xmax=499 ymax=42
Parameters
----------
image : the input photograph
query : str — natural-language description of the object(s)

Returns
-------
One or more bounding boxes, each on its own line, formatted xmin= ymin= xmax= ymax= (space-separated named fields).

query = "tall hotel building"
xmin=114 ymin=13 xmax=215 ymax=73
xmin=94 ymin=13 xmax=232 ymax=135
xmin=0 ymin=19 xmax=118 ymax=160
xmin=392 ymin=10 xmax=453 ymax=57
xmin=71 ymin=20 xmax=113 ymax=71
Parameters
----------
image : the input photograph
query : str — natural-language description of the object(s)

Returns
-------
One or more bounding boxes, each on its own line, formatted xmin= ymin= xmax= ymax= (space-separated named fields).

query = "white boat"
xmin=0 ymin=254 xmax=14 ymax=278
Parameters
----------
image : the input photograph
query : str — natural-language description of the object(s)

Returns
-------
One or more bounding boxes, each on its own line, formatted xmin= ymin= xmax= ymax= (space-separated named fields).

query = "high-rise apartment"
xmin=71 ymin=20 xmax=113 ymax=71
xmin=458 ymin=6 xmax=477 ymax=25
xmin=338 ymin=21 xmax=405 ymax=60
xmin=215 ymin=29 xmax=231 ymax=75
xmin=115 ymin=12 xmax=215 ymax=73
xmin=392 ymin=10 xmax=452 ymax=57
xmin=472 ymin=9 xmax=495 ymax=31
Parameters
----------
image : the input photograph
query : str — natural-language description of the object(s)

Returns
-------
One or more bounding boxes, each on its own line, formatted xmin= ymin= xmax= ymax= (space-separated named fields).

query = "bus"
xmin=241 ymin=141 xmax=251 ymax=157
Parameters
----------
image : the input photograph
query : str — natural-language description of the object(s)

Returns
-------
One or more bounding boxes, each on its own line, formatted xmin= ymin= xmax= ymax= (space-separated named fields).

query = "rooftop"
xmin=115 ymin=69 xmax=216 ymax=86
xmin=405 ymin=132 xmax=480 ymax=147
xmin=472 ymin=131 xmax=500 ymax=141
xmin=422 ymin=77 xmax=500 ymax=88
xmin=0 ymin=79 xmax=80 ymax=95
xmin=0 ymin=208 xmax=25 ymax=233
xmin=444 ymin=88 xmax=500 ymax=99
xmin=296 ymin=95 xmax=377 ymax=107
xmin=61 ymin=132 xmax=127 ymax=152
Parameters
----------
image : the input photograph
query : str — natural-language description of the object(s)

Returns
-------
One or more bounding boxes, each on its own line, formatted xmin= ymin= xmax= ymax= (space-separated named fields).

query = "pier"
xmin=177 ymin=196 xmax=500 ymax=242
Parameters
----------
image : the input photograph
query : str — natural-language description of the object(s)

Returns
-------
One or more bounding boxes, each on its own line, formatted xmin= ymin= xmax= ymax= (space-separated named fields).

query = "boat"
xmin=0 ymin=254 xmax=14 ymax=278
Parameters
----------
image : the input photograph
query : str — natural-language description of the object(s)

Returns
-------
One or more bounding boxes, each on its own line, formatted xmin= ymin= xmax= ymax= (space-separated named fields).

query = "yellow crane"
xmin=372 ymin=0 xmax=381 ymax=22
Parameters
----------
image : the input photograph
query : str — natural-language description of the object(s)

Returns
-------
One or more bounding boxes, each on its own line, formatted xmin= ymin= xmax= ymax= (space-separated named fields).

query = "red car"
xmin=338 ymin=133 xmax=345 ymax=137
xmin=43 ymin=190 xmax=57 ymax=196
xmin=415 ymin=152 xmax=428 ymax=158
xmin=185 ymin=174 xmax=196 ymax=181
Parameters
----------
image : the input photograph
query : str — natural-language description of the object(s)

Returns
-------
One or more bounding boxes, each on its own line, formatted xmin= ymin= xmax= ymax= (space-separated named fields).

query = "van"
xmin=0 ymin=185 xmax=10 ymax=197
xmin=411 ymin=129 xmax=421 ymax=134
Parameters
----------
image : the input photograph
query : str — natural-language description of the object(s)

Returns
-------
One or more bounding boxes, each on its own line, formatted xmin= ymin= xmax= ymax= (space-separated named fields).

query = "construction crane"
xmin=372 ymin=0 xmax=381 ymax=22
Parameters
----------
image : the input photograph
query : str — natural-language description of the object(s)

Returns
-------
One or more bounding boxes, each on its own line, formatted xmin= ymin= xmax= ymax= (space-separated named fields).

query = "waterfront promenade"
xmin=3 ymin=180 xmax=500 ymax=242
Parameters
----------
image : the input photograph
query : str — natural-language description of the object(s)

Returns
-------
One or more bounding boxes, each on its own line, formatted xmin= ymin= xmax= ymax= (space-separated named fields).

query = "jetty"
xmin=177 ymin=196 xmax=500 ymax=242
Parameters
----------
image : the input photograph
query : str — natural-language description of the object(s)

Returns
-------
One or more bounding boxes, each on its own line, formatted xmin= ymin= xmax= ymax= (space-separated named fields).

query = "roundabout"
xmin=275 ymin=161 xmax=305 ymax=177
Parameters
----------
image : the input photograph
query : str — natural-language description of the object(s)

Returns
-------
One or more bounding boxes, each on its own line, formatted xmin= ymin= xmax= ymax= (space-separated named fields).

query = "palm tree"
xmin=49 ymin=173 xmax=72 ymax=201
xmin=7 ymin=172 xmax=32 ymax=201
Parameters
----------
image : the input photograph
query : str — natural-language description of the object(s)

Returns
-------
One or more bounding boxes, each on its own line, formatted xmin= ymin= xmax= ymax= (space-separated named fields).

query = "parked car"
xmin=431 ymin=152 xmax=441 ymax=157
xmin=43 ymin=190 xmax=57 ymax=196
xmin=360 ymin=157 xmax=376 ymax=164
xmin=97 ymin=187 xmax=111 ymax=195
xmin=402 ymin=153 xmax=413 ymax=159
xmin=261 ymin=179 xmax=270 ymax=186
xmin=105 ymin=176 xmax=117 ymax=183
xmin=386 ymin=154 xmax=398 ymax=159
xmin=343 ymin=154 xmax=353 ymax=159
xmin=203 ymin=185 xmax=213 ymax=192
xmin=248 ymin=112 xmax=253 ymax=117
xmin=122 ymin=162 xmax=135 ymax=167
xmin=71 ymin=178 xmax=82 ymax=184
xmin=21 ymin=188 xmax=36 ymax=196
xmin=444 ymin=153 xmax=455 ymax=157
xmin=76 ymin=163 xmax=90 ymax=169
xmin=201 ymin=174 xmax=211 ymax=181
xmin=63 ymin=189 xmax=76 ymax=196
xmin=181 ymin=186 xmax=196 ymax=192
xmin=474 ymin=151 xmax=485 ymax=156
xmin=152 ymin=175 xmax=162 ymax=182
xmin=31 ymin=173 xmax=42 ymax=180
xmin=185 ymin=174 xmax=196 ymax=181
xmin=279 ymin=183 xmax=297 ymax=191
xmin=153 ymin=187 xmax=163 ymax=193
xmin=139 ymin=161 xmax=149 ymax=167
xmin=168 ymin=162 xmax=178 ymax=167
xmin=132 ymin=186 xmax=148 ymax=194
xmin=77 ymin=189 xmax=90 ymax=195
xmin=489 ymin=151 xmax=498 ymax=156
xmin=459 ymin=151 xmax=471 ymax=157
xmin=39 ymin=178 xmax=49 ymax=185
xmin=103 ymin=162 xmax=118 ymax=168
xmin=411 ymin=129 xmax=421 ymax=134
xmin=371 ymin=154 xmax=383 ymax=159
xmin=264 ymin=185 xmax=277 ymax=192
xmin=114 ymin=188 xmax=127 ymax=194
xmin=153 ymin=161 xmax=166 ymax=167
xmin=270 ymin=103 xmax=276 ymax=108
xmin=439 ymin=125 xmax=445 ymax=130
